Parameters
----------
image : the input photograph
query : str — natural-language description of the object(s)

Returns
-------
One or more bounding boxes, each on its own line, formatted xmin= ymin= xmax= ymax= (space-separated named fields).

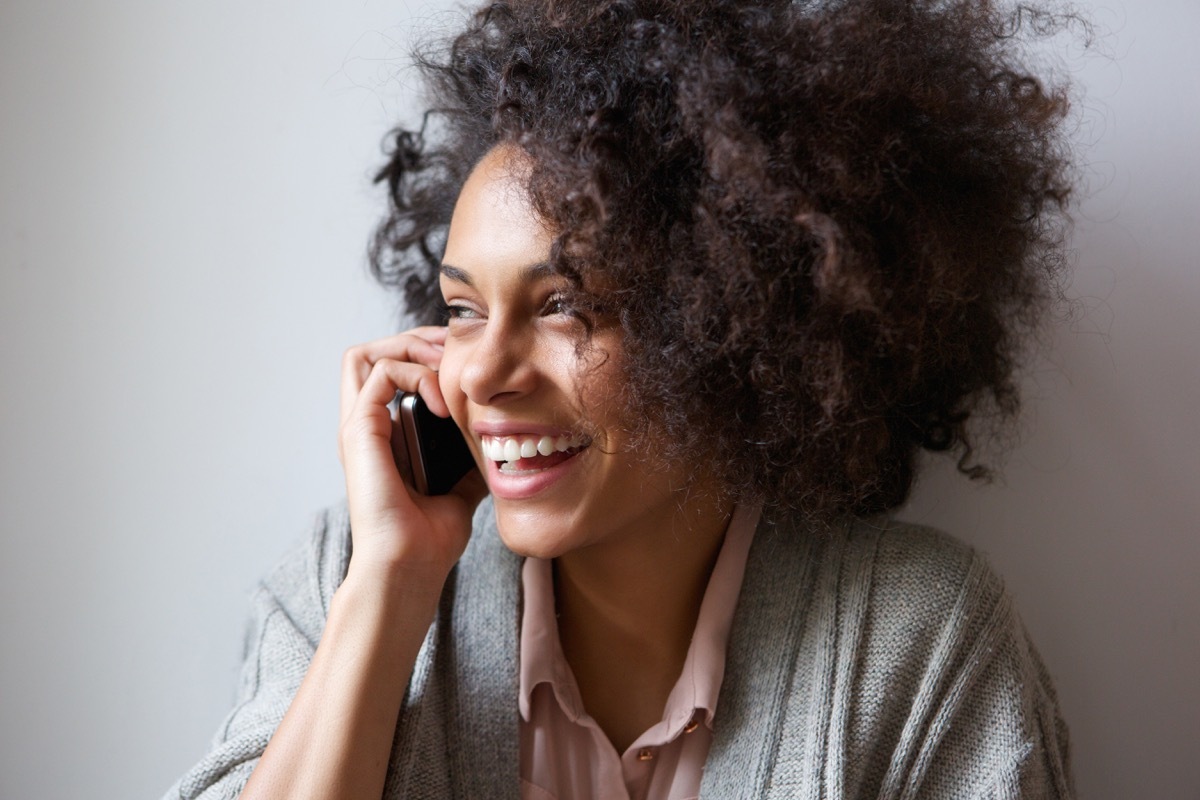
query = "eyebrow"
xmin=439 ymin=261 xmax=556 ymax=286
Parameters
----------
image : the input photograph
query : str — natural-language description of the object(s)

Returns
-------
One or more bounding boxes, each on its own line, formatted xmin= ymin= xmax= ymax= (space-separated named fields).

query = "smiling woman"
xmin=163 ymin=0 xmax=1081 ymax=798
xmin=437 ymin=146 xmax=732 ymax=567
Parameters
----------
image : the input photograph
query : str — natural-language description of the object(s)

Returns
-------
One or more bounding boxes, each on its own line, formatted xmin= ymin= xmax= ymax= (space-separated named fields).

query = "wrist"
xmin=337 ymin=559 xmax=449 ymax=618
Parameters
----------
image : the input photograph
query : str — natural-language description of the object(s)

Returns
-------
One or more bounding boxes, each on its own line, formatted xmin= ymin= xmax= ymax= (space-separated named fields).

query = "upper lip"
xmin=470 ymin=420 xmax=583 ymax=439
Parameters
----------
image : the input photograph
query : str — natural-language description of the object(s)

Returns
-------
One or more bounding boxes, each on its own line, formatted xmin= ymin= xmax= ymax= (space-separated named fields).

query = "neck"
xmin=553 ymin=484 xmax=734 ymax=751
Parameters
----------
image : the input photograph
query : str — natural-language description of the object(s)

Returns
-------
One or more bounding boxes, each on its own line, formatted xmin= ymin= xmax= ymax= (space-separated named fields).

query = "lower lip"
xmin=485 ymin=448 xmax=585 ymax=500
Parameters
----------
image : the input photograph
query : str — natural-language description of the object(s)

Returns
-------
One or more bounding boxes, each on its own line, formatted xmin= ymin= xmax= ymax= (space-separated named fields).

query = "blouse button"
xmin=637 ymin=747 xmax=655 ymax=761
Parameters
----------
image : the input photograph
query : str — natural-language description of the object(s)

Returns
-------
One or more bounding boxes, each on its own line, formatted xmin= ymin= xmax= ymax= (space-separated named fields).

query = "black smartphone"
xmin=395 ymin=391 xmax=476 ymax=495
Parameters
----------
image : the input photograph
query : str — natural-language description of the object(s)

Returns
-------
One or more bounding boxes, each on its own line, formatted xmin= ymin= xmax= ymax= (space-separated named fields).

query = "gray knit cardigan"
xmin=164 ymin=500 xmax=1074 ymax=799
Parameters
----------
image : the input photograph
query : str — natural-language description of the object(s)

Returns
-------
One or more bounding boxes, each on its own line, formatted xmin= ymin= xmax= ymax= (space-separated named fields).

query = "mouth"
xmin=480 ymin=433 xmax=591 ymax=476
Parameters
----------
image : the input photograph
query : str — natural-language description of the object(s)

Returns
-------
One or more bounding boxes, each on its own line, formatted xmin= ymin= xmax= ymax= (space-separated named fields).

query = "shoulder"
xmin=850 ymin=517 xmax=1006 ymax=638
xmin=825 ymin=517 xmax=1019 ymax=703
xmin=753 ymin=514 xmax=1073 ymax=797
xmin=747 ymin=512 xmax=1001 ymax=630
xmin=855 ymin=519 xmax=1073 ymax=796
xmin=754 ymin=513 xmax=1027 ymax=708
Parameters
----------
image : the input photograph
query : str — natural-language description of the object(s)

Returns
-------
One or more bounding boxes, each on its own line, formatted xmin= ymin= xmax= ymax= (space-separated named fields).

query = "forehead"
xmin=442 ymin=146 xmax=555 ymax=280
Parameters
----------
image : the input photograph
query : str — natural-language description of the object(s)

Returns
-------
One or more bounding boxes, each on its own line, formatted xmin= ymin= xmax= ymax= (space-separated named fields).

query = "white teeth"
xmin=482 ymin=433 xmax=588 ymax=465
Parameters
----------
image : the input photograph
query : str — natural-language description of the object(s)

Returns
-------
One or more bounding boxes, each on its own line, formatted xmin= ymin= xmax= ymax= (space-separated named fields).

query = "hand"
xmin=338 ymin=326 xmax=487 ymax=586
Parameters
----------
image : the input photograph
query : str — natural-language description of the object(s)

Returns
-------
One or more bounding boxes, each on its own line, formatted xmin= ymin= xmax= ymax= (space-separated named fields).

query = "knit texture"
xmin=162 ymin=500 xmax=1073 ymax=799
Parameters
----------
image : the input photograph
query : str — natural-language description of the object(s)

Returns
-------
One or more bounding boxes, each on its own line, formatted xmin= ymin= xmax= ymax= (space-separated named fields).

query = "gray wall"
xmin=1 ymin=1 xmax=1196 ymax=798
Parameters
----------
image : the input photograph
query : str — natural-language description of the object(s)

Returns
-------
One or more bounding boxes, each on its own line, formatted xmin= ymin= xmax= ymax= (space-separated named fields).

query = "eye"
xmin=445 ymin=304 xmax=481 ymax=321
xmin=542 ymin=293 xmax=570 ymax=316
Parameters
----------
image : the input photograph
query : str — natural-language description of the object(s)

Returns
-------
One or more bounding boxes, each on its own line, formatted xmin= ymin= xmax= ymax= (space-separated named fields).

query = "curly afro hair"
xmin=368 ymin=0 xmax=1078 ymax=519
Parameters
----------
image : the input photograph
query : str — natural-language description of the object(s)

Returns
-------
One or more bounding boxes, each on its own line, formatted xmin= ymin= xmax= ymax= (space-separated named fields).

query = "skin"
xmin=240 ymin=145 xmax=734 ymax=798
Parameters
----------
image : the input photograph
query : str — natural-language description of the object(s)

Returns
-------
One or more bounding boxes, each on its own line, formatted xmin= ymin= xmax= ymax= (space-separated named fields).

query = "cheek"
xmin=437 ymin=350 xmax=467 ymax=418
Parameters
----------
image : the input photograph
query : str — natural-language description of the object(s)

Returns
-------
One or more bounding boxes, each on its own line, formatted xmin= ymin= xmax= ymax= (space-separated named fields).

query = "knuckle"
xmin=365 ymin=358 xmax=395 ymax=384
xmin=373 ymin=357 xmax=412 ymax=380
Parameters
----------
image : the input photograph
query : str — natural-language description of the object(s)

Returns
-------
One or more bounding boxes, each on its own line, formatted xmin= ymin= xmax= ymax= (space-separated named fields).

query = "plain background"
xmin=1 ymin=1 xmax=1196 ymax=798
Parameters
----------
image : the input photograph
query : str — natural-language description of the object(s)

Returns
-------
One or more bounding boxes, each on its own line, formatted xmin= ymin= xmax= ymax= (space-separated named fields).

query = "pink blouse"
xmin=518 ymin=503 xmax=762 ymax=800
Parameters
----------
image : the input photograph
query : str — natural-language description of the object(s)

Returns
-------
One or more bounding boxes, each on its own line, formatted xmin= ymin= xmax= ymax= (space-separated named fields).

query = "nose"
xmin=457 ymin=318 xmax=539 ymax=406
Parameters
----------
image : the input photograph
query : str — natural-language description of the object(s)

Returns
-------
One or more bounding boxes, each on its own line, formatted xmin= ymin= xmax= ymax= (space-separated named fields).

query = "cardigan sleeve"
xmin=860 ymin=526 xmax=1075 ymax=800
xmin=160 ymin=505 xmax=352 ymax=800
xmin=918 ymin=601 xmax=1075 ymax=800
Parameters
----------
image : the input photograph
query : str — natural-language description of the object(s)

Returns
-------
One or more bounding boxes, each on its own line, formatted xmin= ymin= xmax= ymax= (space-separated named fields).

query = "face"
xmin=437 ymin=145 xmax=713 ymax=559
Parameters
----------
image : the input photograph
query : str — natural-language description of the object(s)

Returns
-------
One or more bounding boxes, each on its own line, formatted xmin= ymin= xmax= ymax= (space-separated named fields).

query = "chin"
xmin=492 ymin=504 xmax=581 ymax=560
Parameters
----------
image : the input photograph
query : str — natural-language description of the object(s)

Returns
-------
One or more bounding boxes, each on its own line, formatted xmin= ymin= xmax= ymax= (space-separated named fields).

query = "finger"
xmin=352 ymin=327 xmax=448 ymax=368
xmin=406 ymin=325 xmax=449 ymax=346
xmin=341 ymin=360 xmax=451 ymax=510
xmin=339 ymin=360 xmax=442 ymax=470
xmin=353 ymin=357 xmax=449 ymax=424
xmin=339 ymin=332 xmax=447 ymax=432
xmin=341 ymin=361 xmax=440 ymax=498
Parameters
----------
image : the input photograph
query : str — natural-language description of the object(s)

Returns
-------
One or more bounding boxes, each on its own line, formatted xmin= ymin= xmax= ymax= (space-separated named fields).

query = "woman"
xmin=166 ymin=0 xmax=1077 ymax=797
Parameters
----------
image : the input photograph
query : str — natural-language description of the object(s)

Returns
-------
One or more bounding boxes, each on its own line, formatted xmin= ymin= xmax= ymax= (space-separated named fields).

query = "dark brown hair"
xmin=369 ymin=0 xmax=1079 ymax=518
